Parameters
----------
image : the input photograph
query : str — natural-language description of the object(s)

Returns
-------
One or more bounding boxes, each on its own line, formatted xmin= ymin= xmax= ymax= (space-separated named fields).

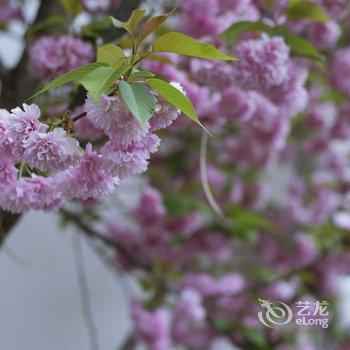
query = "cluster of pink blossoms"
xmin=106 ymin=186 xmax=336 ymax=349
xmin=0 ymin=92 xmax=180 ymax=213
xmin=3 ymin=0 xmax=350 ymax=348
xmin=89 ymin=1 xmax=350 ymax=349
xmin=28 ymin=36 xmax=94 ymax=80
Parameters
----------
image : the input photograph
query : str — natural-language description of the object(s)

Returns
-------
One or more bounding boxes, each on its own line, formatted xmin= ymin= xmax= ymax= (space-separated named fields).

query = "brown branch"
xmin=72 ymin=234 xmax=100 ymax=350
xmin=60 ymin=208 xmax=150 ymax=270
xmin=0 ymin=210 xmax=21 ymax=247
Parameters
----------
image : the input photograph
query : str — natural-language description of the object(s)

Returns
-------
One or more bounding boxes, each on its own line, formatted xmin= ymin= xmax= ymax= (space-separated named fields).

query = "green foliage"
xmin=110 ymin=9 xmax=146 ymax=34
xmin=286 ymin=0 xmax=330 ymax=22
xmin=80 ymin=64 xmax=130 ymax=101
xmin=119 ymin=81 xmax=156 ymax=127
xmin=30 ymin=62 xmax=108 ymax=98
xmin=30 ymin=8 xmax=233 ymax=129
xmin=221 ymin=21 xmax=323 ymax=64
xmin=138 ymin=10 xmax=174 ymax=43
xmin=153 ymin=31 xmax=235 ymax=61
xmin=147 ymin=78 xmax=199 ymax=124
xmin=321 ymin=90 xmax=346 ymax=103
xmin=220 ymin=21 xmax=268 ymax=48
xmin=129 ymin=71 xmax=155 ymax=81
xmin=97 ymin=44 xmax=126 ymax=68
xmin=226 ymin=203 xmax=277 ymax=238
xmin=283 ymin=33 xmax=322 ymax=62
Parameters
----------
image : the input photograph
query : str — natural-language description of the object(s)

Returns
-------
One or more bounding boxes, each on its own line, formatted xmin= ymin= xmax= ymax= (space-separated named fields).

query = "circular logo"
xmin=258 ymin=298 xmax=293 ymax=328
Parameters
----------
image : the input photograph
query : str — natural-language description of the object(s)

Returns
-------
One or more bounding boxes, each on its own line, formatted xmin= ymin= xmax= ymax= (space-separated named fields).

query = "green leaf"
xmin=110 ymin=16 xmax=132 ymax=33
xmin=144 ymin=53 xmax=173 ymax=64
xmin=321 ymin=90 xmax=346 ymax=103
xmin=287 ymin=0 xmax=330 ymax=22
xmin=60 ymin=0 xmax=83 ymax=19
xmin=29 ymin=62 xmax=108 ymax=99
xmin=283 ymin=33 xmax=322 ymax=62
xmin=221 ymin=21 xmax=323 ymax=63
xmin=227 ymin=203 xmax=277 ymax=234
xmin=80 ymin=63 xmax=131 ymax=101
xmin=128 ymin=9 xmax=146 ymax=29
xmin=97 ymin=44 xmax=126 ymax=68
xmin=147 ymin=78 xmax=199 ymax=124
xmin=110 ymin=9 xmax=146 ymax=34
xmin=119 ymin=81 xmax=156 ymax=127
xmin=139 ymin=10 xmax=174 ymax=42
xmin=129 ymin=70 xmax=155 ymax=81
xmin=220 ymin=21 xmax=268 ymax=48
xmin=152 ymin=31 xmax=235 ymax=61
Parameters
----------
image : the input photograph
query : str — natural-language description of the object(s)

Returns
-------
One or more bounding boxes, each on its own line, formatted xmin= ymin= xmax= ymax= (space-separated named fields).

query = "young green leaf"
xmin=139 ymin=10 xmax=174 ymax=42
xmin=80 ymin=63 xmax=130 ymax=101
xmin=97 ymin=44 xmax=126 ymax=68
xmin=29 ymin=62 xmax=107 ymax=99
xmin=152 ymin=32 xmax=235 ymax=61
xmin=283 ymin=33 xmax=322 ymax=62
xmin=110 ymin=9 xmax=146 ymax=34
xmin=110 ymin=16 xmax=132 ymax=33
xmin=147 ymin=78 xmax=199 ymax=124
xmin=128 ymin=9 xmax=146 ymax=29
xmin=129 ymin=71 xmax=155 ymax=81
xmin=60 ymin=0 xmax=83 ymax=19
xmin=220 ymin=21 xmax=269 ymax=48
xmin=143 ymin=53 xmax=173 ymax=64
xmin=287 ymin=0 xmax=330 ymax=22
xmin=119 ymin=81 xmax=156 ymax=127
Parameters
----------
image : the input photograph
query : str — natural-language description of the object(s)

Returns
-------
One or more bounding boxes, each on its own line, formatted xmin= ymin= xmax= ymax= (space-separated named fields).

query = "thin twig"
xmin=72 ymin=234 xmax=100 ymax=350
xmin=61 ymin=208 xmax=150 ymax=270
xmin=2 ymin=244 xmax=29 ymax=267
xmin=200 ymin=132 xmax=225 ymax=218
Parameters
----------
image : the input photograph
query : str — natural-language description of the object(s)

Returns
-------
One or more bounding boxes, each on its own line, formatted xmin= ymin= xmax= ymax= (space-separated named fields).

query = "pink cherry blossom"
xmin=23 ymin=128 xmax=81 ymax=172
xmin=85 ymin=93 xmax=148 ymax=146
xmin=58 ymin=144 xmax=118 ymax=200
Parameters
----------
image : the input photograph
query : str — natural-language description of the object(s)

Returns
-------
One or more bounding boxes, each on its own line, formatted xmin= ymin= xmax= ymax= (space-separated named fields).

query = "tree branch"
xmin=73 ymin=234 xmax=100 ymax=350
xmin=0 ymin=210 xmax=21 ymax=247
xmin=60 ymin=208 xmax=150 ymax=270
